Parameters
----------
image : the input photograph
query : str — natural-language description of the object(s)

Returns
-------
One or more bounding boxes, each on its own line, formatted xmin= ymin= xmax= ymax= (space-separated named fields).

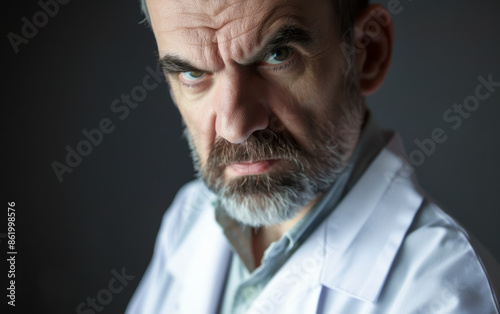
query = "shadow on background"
xmin=2 ymin=0 xmax=499 ymax=313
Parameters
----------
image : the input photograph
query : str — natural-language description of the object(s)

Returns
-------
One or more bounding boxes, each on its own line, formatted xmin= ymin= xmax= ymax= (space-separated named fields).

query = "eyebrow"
xmin=157 ymin=24 xmax=313 ymax=74
xmin=249 ymin=24 xmax=313 ymax=64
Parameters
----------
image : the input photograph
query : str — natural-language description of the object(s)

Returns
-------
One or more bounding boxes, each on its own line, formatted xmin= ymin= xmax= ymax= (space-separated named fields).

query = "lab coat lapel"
xmin=248 ymin=134 xmax=424 ymax=312
xmin=166 ymin=201 xmax=231 ymax=314
xmin=319 ymin=134 xmax=424 ymax=303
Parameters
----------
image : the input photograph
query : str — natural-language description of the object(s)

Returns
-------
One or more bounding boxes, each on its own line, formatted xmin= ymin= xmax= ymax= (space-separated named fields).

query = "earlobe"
xmin=353 ymin=4 xmax=394 ymax=96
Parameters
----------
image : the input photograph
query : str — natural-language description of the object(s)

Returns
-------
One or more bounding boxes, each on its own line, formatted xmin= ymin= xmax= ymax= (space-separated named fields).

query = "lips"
xmin=226 ymin=159 xmax=279 ymax=176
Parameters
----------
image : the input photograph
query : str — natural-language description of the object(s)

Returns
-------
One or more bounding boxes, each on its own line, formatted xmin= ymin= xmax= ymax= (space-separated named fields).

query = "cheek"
xmin=270 ymin=67 xmax=343 ymax=151
xmin=297 ymin=59 xmax=346 ymax=119
xmin=174 ymin=92 xmax=216 ymax=167
xmin=266 ymin=82 xmax=324 ymax=154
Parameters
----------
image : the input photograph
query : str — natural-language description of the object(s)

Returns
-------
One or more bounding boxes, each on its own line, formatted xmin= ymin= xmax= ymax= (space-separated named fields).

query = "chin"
xmin=213 ymin=172 xmax=317 ymax=227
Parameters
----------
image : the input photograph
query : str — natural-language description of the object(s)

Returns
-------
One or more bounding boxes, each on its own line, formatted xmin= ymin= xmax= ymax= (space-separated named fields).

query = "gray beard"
xmin=213 ymin=163 xmax=323 ymax=227
xmin=183 ymin=107 xmax=362 ymax=227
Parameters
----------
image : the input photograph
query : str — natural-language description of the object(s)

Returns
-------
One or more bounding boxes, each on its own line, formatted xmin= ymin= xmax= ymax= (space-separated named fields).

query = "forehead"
xmin=147 ymin=0 xmax=334 ymax=67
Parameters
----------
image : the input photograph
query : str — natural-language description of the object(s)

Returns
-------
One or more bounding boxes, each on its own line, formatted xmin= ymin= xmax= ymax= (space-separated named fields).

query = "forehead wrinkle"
xmin=218 ymin=16 xmax=309 ymax=65
xmin=168 ymin=0 xmax=247 ymax=21
xmin=162 ymin=16 xmax=310 ymax=72
xmin=156 ymin=0 xmax=270 ymax=41
xmin=214 ymin=6 xmax=306 ymax=64
xmin=153 ymin=0 xmax=311 ymax=70
xmin=155 ymin=12 xmax=266 ymax=58
xmin=181 ymin=3 xmax=275 ymax=44
xmin=164 ymin=12 xmax=285 ymax=67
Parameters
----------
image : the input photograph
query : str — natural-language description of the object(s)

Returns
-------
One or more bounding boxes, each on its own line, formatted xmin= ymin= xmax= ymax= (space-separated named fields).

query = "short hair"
xmin=139 ymin=0 xmax=369 ymax=36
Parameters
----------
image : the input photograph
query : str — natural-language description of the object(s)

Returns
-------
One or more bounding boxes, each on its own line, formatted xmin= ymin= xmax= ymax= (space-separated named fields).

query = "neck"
xmin=251 ymin=195 xmax=321 ymax=268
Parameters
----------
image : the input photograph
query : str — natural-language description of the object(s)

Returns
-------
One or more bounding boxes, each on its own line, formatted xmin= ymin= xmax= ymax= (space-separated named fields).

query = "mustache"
xmin=206 ymin=129 xmax=305 ymax=169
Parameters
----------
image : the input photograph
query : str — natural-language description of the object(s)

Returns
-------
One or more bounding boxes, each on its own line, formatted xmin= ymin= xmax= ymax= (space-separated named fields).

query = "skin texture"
xmin=151 ymin=0 xmax=348 ymax=158
xmin=146 ymin=0 xmax=393 ymax=265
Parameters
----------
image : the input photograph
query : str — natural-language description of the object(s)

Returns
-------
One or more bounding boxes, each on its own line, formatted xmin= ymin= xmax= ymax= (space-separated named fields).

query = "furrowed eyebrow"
xmin=249 ymin=24 xmax=313 ymax=64
xmin=157 ymin=24 xmax=313 ymax=73
xmin=158 ymin=55 xmax=204 ymax=74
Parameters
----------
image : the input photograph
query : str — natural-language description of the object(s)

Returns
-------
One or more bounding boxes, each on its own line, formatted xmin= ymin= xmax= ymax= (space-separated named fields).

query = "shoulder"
xmin=155 ymin=179 xmax=217 ymax=256
xmin=407 ymin=198 xmax=497 ymax=280
xmin=345 ymin=131 xmax=499 ymax=310
xmin=167 ymin=179 xmax=215 ymax=219
xmin=383 ymin=198 xmax=500 ymax=312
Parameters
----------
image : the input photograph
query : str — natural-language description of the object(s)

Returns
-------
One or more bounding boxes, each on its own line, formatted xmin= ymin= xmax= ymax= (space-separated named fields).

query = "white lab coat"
xmin=127 ymin=134 xmax=499 ymax=313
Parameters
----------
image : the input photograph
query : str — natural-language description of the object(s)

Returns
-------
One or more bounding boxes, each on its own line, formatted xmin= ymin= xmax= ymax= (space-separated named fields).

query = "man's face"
xmin=148 ymin=0 xmax=364 ymax=226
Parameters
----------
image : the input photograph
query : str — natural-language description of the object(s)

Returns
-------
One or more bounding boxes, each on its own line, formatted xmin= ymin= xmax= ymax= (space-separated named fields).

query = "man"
xmin=127 ymin=0 xmax=499 ymax=313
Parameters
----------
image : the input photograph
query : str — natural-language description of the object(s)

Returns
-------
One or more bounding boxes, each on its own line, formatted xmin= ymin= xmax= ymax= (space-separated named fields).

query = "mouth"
xmin=226 ymin=159 xmax=280 ymax=176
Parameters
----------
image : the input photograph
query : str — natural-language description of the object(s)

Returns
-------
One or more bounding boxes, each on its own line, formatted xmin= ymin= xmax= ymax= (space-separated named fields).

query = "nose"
xmin=213 ymin=68 xmax=269 ymax=144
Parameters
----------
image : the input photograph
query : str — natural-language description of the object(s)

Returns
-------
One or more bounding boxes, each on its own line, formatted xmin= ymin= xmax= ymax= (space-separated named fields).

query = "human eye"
xmin=177 ymin=71 xmax=211 ymax=90
xmin=179 ymin=71 xmax=206 ymax=82
xmin=262 ymin=47 xmax=294 ymax=65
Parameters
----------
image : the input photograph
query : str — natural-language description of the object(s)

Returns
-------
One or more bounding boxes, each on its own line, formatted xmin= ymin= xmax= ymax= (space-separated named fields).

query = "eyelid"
xmin=180 ymin=71 xmax=206 ymax=81
xmin=260 ymin=47 xmax=297 ymax=69
xmin=261 ymin=47 xmax=292 ymax=64
xmin=177 ymin=71 xmax=211 ymax=89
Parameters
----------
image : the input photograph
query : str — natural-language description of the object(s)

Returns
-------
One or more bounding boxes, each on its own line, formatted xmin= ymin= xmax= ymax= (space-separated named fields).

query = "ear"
xmin=353 ymin=4 xmax=394 ymax=95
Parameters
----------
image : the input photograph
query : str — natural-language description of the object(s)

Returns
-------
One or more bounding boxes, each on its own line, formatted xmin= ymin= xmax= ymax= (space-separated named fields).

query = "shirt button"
xmin=242 ymin=285 xmax=258 ymax=300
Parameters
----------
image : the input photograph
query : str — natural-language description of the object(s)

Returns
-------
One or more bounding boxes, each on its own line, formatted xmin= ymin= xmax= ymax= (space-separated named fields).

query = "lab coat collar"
xmin=166 ymin=188 xmax=232 ymax=313
xmin=319 ymin=133 xmax=424 ymax=303
xmin=244 ymin=134 xmax=425 ymax=313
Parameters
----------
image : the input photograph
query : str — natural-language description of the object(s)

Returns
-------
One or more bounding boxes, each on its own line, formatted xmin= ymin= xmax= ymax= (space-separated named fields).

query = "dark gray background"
xmin=3 ymin=0 xmax=499 ymax=313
